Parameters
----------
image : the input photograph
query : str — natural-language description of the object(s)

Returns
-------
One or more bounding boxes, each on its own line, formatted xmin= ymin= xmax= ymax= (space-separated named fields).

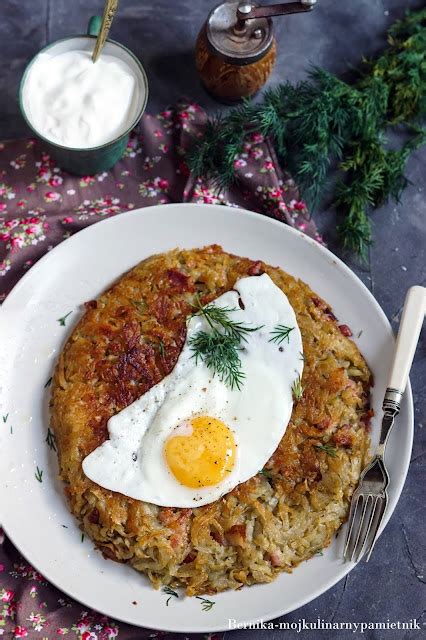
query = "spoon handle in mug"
xmin=92 ymin=0 xmax=119 ymax=63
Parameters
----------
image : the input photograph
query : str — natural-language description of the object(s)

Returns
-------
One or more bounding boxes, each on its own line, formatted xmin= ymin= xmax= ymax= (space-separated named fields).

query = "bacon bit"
xmin=84 ymin=300 xmax=97 ymax=310
xmin=88 ymin=508 xmax=99 ymax=524
xmin=116 ymin=306 xmax=129 ymax=318
xmin=332 ymin=426 xmax=353 ymax=448
xmin=159 ymin=507 xmax=191 ymax=526
xmin=158 ymin=507 xmax=174 ymax=525
xmin=346 ymin=379 xmax=357 ymax=390
xmin=211 ymin=529 xmax=226 ymax=546
xmin=316 ymin=417 xmax=331 ymax=431
xmin=311 ymin=296 xmax=325 ymax=309
xmin=100 ymin=546 xmax=123 ymax=562
xmin=247 ymin=260 xmax=264 ymax=276
xmin=204 ymin=244 xmax=222 ymax=254
xmin=269 ymin=550 xmax=283 ymax=567
xmin=225 ymin=524 xmax=246 ymax=546
xmin=326 ymin=309 xmax=338 ymax=321
xmin=227 ymin=524 xmax=246 ymax=537
xmin=183 ymin=551 xmax=197 ymax=564
xmin=159 ymin=508 xmax=192 ymax=552
xmin=311 ymin=297 xmax=337 ymax=321
xmin=170 ymin=534 xmax=180 ymax=549
xmin=339 ymin=324 xmax=353 ymax=337
xmin=360 ymin=408 xmax=374 ymax=429
xmin=166 ymin=269 xmax=191 ymax=290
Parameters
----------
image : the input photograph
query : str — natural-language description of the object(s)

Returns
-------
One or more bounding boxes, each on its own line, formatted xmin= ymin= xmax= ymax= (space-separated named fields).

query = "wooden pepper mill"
xmin=196 ymin=0 xmax=317 ymax=103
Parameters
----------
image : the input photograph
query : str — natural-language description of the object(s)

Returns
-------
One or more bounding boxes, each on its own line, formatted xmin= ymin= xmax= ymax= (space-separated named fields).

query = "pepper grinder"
xmin=195 ymin=0 xmax=317 ymax=103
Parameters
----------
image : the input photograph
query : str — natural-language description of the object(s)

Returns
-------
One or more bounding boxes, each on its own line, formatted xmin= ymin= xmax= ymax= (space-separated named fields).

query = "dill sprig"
xmin=189 ymin=296 xmax=262 ymax=390
xmin=196 ymin=596 xmax=215 ymax=611
xmin=314 ymin=443 xmax=338 ymax=457
xmin=57 ymin=311 xmax=72 ymax=327
xmin=258 ymin=468 xmax=273 ymax=479
xmin=187 ymin=8 xmax=426 ymax=255
xmin=291 ymin=374 xmax=304 ymax=401
xmin=34 ymin=466 xmax=43 ymax=483
xmin=269 ymin=324 xmax=294 ymax=345
xmin=158 ymin=339 xmax=166 ymax=359
xmin=45 ymin=427 xmax=57 ymax=452
xmin=163 ymin=585 xmax=179 ymax=606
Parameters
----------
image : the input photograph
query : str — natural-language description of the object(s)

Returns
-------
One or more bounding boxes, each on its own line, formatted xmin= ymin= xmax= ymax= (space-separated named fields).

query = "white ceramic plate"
xmin=0 ymin=203 xmax=413 ymax=633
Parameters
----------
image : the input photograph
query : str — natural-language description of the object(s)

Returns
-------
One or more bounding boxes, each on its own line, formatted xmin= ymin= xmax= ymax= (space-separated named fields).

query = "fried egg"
xmin=82 ymin=274 xmax=303 ymax=507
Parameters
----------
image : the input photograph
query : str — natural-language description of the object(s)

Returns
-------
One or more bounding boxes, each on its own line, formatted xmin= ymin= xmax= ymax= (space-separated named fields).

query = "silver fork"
xmin=344 ymin=285 xmax=426 ymax=562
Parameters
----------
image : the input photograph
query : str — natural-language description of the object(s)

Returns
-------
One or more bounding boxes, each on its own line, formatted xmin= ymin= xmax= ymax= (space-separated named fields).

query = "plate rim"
xmin=0 ymin=203 xmax=414 ymax=632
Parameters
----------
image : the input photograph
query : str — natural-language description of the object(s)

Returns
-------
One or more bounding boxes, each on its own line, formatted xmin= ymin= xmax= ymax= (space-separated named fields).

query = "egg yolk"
xmin=164 ymin=416 xmax=236 ymax=488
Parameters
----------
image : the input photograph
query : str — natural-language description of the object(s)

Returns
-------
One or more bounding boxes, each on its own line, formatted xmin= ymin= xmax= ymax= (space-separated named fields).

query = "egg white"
xmin=82 ymin=273 xmax=303 ymax=507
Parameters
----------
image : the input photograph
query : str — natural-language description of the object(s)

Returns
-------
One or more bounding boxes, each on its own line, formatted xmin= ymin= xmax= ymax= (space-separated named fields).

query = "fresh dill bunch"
xmin=193 ymin=296 xmax=261 ymax=343
xmin=187 ymin=8 xmax=426 ymax=255
xmin=188 ymin=296 xmax=261 ymax=390
xmin=189 ymin=329 xmax=246 ymax=390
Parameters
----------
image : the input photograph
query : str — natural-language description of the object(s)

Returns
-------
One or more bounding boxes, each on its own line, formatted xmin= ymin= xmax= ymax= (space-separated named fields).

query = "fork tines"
xmin=343 ymin=490 xmax=387 ymax=562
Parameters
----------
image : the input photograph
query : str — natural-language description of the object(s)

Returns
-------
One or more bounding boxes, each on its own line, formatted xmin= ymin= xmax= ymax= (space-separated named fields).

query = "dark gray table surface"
xmin=1 ymin=1 xmax=425 ymax=638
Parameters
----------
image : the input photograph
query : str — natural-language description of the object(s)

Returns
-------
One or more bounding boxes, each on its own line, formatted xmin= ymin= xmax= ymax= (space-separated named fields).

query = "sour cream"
xmin=22 ymin=49 xmax=142 ymax=149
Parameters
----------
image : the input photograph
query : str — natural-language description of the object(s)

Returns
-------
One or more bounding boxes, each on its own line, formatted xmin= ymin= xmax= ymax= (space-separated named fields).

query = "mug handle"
xmin=88 ymin=15 xmax=102 ymax=37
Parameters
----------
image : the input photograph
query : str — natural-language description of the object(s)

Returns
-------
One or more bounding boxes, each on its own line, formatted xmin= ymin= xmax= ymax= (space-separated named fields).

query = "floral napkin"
xmin=0 ymin=100 xmax=319 ymax=639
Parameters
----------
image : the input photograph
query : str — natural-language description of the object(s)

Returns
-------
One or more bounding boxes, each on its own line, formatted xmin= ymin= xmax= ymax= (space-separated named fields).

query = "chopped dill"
xmin=163 ymin=585 xmax=179 ymax=606
xmin=196 ymin=596 xmax=215 ymax=611
xmin=35 ymin=466 xmax=43 ymax=483
xmin=45 ymin=427 xmax=57 ymax=452
xmin=314 ymin=443 xmax=337 ymax=457
xmin=131 ymin=299 xmax=147 ymax=314
xmin=269 ymin=324 xmax=294 ymax=346
xmin=291 ymin=374 xmax=304 ymax=401
xmin=158 ymin=340 xmax=166 ymax=358
xmin=57 ymin=311 xmax=72 ymax=327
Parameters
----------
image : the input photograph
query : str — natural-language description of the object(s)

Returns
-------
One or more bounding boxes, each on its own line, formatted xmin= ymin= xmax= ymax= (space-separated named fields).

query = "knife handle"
xmin=385 ymin=286 xmax=426 ymax=407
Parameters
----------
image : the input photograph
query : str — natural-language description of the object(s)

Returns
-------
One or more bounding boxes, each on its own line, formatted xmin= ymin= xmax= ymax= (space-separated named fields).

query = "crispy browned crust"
xmin=51 ymin=245 xmax=372 ymax=594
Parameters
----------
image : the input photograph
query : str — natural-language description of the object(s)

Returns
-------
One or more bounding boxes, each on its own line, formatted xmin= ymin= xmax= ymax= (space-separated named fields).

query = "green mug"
xmin=19 ymin=16 xmax=148 ymax=176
